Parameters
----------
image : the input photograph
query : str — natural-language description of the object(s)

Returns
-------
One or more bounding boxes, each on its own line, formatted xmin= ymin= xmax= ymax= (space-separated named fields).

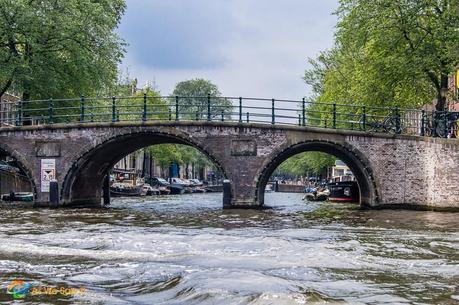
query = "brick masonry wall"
xmin=346 ymin=136 xmax=459 ymax=208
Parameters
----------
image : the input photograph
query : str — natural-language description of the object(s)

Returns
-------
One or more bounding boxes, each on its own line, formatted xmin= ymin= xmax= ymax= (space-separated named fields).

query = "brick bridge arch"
xmin=255 ymin=140 xmax=379 ymax=207
xmin=0 ymin=144 xmax=37 ymax=197
xmin=61 ymin=130 xmax=228 ymax=205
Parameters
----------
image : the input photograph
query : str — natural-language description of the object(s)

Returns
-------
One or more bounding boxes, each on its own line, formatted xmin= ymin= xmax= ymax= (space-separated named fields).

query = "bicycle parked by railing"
xmin=358 ymin=112 xmax=402 ymax=134
xmin=424 ymin=111 xmax=459 ymax=138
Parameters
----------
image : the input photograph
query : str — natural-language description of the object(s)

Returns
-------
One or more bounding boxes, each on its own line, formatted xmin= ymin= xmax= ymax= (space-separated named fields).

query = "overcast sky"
xmin=118 ymin=0 xmax=339 ymax=99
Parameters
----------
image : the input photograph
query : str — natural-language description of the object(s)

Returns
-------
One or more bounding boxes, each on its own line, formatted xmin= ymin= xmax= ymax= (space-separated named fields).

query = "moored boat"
xmin=169 ymin=184 xmax=185 ymax=195
xmin=157 ymin=185 xmax=171 ymax=195
xmin=0 ymin=161 xmax=20 ymax=174
xmin=141 ymin=183 xmax=160 ymax=196
xmin=327 ymin=181 xmax=359 ymax=203
xmin=189 ymin=179 xmax=206 ymax=193
xmin=147 ymin=177 xmax=173 ymax=195
xmin=110 ymin=182 xmax=143 ymax=197
xmin=170 ymin=178 xmax=192 ymax=194
xmin=303 ymin=189 xmax=329 ymax=202
xmin=1 ymin=192 xmax=34 ymax=202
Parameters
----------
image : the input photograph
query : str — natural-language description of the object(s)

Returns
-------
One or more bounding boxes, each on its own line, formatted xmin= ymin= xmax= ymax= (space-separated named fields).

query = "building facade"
xmin=114 ymin=149 xmax=213 ymax=181
xmin=0 ymin=93 xmax=19 ymax=126
xmin=331 ymin=160 xmax=355 ymax=182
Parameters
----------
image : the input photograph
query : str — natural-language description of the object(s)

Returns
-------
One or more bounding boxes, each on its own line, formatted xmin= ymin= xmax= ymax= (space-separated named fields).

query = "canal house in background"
xmin=0 ymin=93 xmax=18 ymax=127
xmin=331 ymin=160 xmax=355 ymax=182
xmin=114 ymin=150 xmax=214 ymax=181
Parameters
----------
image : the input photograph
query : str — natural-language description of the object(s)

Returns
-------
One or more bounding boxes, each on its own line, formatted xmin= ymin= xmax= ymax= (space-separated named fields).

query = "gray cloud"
xmin=119 ymin=0 xmax=235 ymax=69
xmin=119 ymin=0 xmax=339 ymax=98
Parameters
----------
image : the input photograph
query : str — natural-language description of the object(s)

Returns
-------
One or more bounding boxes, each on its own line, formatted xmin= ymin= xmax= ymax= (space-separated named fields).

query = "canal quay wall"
xmin=0 ymin=122 xmax=457 ymax=211
xmin=346 ymin=136 xmax=459 ymax=211
xmin=276 ymin=184 xmax=304 ymax=193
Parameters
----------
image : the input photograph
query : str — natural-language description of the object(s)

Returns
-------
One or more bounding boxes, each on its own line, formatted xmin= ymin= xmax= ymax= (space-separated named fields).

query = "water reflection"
xmin=0 ymin=193 xmax=457 ymax=304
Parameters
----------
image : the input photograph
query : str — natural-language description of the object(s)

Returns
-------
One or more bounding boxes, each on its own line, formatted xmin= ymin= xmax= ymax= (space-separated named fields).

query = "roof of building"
xmin=0 ymin=93 xmax=19 ymax=103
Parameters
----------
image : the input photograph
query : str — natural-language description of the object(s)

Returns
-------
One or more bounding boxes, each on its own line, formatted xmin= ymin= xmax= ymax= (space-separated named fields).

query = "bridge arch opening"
xmin=0 ymin=147 xmax=36 ymax=201
xmin=61 ymin=132 xmax=227 ymax=206
xmin=256 ymin=141 xmax=378 ymax=208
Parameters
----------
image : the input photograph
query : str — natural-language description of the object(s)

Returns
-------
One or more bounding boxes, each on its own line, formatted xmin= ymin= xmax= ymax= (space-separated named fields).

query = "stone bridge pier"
xmin=0 ymin=122 xmax=457 ymax=210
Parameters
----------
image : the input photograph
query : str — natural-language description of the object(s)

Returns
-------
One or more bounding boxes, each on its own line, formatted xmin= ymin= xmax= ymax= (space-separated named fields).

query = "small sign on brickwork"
xmin=36 ymin=141 xmax=61 ymax=157
xmin=231 ymin=139 xmax=257 ymax=156
xmin=41 ymin=159 xmax=56 ymax=192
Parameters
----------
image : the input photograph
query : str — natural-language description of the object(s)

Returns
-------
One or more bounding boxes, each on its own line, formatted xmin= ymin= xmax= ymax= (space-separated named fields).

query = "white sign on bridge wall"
xmin=41 ymin=159 xmax=56 ymax=192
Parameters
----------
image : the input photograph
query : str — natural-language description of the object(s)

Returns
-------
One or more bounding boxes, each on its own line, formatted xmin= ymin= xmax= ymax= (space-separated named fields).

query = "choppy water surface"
xmin=0 ymin=193 xmax=457 ymax=304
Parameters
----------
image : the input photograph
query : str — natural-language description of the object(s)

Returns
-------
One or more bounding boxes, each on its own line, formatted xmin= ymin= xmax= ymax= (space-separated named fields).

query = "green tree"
xmin=115 ymin=79 xmax=169 ymax=122
xmin=276 ymin=152 xmax=336 ymax=177
xmin=0 ymin=0 xmax=126 ymax=100
xmin=145 ymin=144 xmax=216 ymax=179
xmin=305 ymin=0 xmax=459 ymax=111
xmin=147 ymin=144 xmax=183 ymax=178
xmin=172 ymin=78 xmax=233 ymax=120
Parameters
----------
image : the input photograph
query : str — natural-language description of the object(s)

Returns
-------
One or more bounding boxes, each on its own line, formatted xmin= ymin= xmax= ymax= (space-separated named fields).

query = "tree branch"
xmin=0 ymin=77 xmax=13 ymax=98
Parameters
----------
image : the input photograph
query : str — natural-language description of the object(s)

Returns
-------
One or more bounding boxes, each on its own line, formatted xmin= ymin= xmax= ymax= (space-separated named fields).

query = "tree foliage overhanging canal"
xmin=304 ymin=0 xmax=459 ymax=112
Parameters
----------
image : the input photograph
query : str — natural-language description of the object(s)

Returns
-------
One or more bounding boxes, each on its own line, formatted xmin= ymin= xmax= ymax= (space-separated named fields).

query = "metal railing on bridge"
xmin=1 ymin=95 xmax=457 ymax=138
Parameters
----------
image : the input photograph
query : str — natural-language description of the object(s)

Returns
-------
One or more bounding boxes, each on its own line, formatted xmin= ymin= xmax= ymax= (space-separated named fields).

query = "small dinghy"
xmin=1 ymin=192 xmax=34 ymax=202
xmin=302 ymin=188 xmax=330 ymax=202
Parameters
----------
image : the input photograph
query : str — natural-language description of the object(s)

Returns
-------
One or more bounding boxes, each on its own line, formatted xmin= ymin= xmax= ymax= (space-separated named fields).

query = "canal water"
xmin=0 ymin=193 xmax=457 ymax=304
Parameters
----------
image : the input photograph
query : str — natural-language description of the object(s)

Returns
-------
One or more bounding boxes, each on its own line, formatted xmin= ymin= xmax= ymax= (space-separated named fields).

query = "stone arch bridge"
xmin=0 ymin=121 xmax=457 ymax=210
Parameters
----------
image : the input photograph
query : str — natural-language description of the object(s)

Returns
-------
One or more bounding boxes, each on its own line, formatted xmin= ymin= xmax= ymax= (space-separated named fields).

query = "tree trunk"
xmin=185 ymin=163 xmax=189 ymax=179
xmin=168 ymin=165 xmax=173 ymax=181
xmin=22 ymin=43 xmax=32 ymax=102
xmin=435 ymin=73 xmax=449 ymax=111
xmin=199 ymin=167 xmax=205 ymax=180
xmin=0 ymin=79 xmax=13 ymax=99
xmin=149 ymin=154 xmax=153 ymax=178
xmin=141 ymin=149 xmax=146 ymax=178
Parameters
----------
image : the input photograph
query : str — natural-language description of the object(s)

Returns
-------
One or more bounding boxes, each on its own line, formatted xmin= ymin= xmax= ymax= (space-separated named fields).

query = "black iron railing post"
xmin=207 ymin=94 xmax=211 ymax=121
xmin=221 ymin=110 xmax=224 ymax=121
xmin=271 ymin=98 xmax=275 ymax=124
xmin=16 ymin=101 xmax=23 ymax=126
xmin=80 ymin=96 xmax=85 ymax=122
xmin=195 ymin=111 xmax=199 ymax=121
xmin=112 ymin=96 xmax=116 ymax=122
xmin=298 ymin=114 xmax=301 ymax=126
xmin=362 ymin=106 xmax=366 ymax=131
xmin=420 ymin=109 xmax=425 ymax=136
xmin=443 ymin=110 xmax=448 ymax=137
xmin=142 ymin=93 xmax=147 ymax=122
xmin=247 ymin=112 xmax=249 ymax=123
xmin=48 ymin=98 xmax=53 ymax=124
xmin=168 ymin=108 xmax=172 ymax=121
xmin=302 ymin=98 xmax=305 ymax=127
xmin=332 ymin=103 xmax=336 ymax=129
xmin=395 ymin=106 xmax=401 ymax=134
xmin=239 ymin=97 xmax=242 ymax=123
xmin=175 ymin=96 xmax=179 ymax=121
